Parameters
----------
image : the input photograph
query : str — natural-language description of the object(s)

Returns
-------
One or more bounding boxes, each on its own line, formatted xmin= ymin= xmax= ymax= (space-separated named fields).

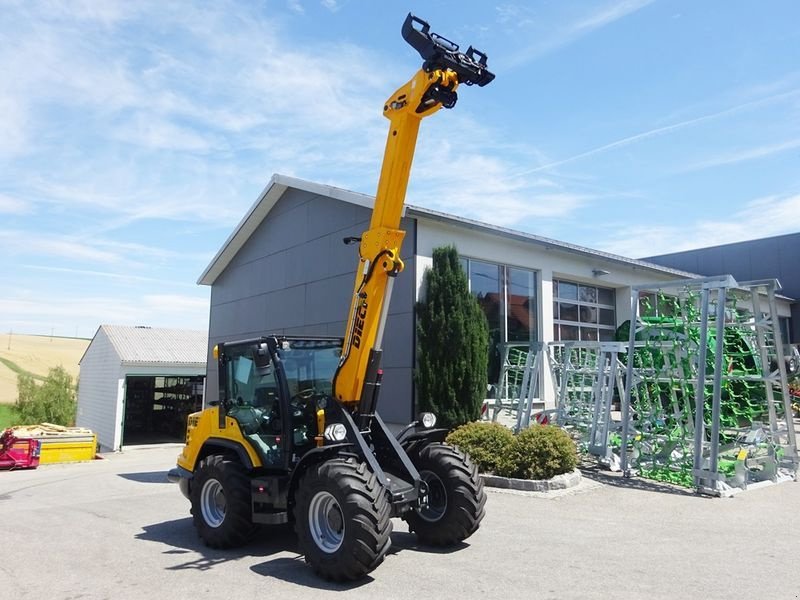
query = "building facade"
xmin=200 ymin=175 xmax=793 ymax=424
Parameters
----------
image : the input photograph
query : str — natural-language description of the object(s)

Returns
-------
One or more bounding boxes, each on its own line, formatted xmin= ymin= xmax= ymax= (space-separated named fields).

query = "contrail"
xmin=510 ymin=88 xmax=800 ymax=178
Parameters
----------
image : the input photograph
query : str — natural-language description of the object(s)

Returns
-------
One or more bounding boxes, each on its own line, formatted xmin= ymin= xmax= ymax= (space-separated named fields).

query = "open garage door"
xmin=122 ymin=375 xmax=204 ymax=446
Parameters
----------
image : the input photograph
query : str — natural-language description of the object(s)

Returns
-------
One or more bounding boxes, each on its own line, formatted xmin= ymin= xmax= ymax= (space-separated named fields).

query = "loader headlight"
xmin=323 ymin=423 xmax=347 ymax=442
xmin=420 ymin=412 xmax=437 ymax=428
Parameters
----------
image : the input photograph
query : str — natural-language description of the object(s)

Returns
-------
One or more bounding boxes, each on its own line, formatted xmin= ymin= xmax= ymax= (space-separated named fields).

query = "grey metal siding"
xmin=207 ymin=189 xmax=417 ymax=423
xmin=645 ymin=232 xmax=800 ymax=341
xmin=77 ymin=328 xmax=123 ymax=452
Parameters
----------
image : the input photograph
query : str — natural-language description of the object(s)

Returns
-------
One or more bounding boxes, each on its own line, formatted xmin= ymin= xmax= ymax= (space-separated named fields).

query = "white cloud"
xmin=0 ymin=194 xmax=32 ymax=215
xmin=572 ymin=0 xmax=654 ymax=33
xmin=0 ymin=291 xmax=209 ymax=338
xmin=407 ymin=120 xmax=591 ymax=227
xmin=680 ymin=138 xmax=800 ymax=172
xmin=22 ymin=265 xmax=198 ymax=286
xmin=0 ymin=2 xmax=398 ymax=231
xmin=321 ymin=0 xmax=339 ymax=12
xmin=598 ymin=193 xmax=800 ymax=258
xmin=41 ymin=0 xmax=141 ymax=26
xmin=143 ymin=294 xmax=209 ymax=315
xmin=513 ymin=87 xmax=800 ymax=177
xmin=0 ymin=94 xmax=30 ymax=158
xmin=111 ymin=113 xmax=219 ymax=152
xmin=503 ymin=0 xmax=654 ymax=68
xmin=0 ymin=230 xmax=122 ymax=264
xmin=496 ymin=4 xmax=535 ymax=27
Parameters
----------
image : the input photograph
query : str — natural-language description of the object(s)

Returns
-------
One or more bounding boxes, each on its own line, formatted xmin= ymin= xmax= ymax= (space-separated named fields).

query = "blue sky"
xmin=1 ymin=1 xmax=799 ymax=338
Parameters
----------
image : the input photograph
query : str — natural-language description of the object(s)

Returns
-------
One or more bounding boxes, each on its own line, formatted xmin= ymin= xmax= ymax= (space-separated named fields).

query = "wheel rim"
xmin=308 ymin=491 xmax=345 ymax=553
xmin=418 ymin=470 xmax=447 ymax=523
xmin=200 ymin=478 xmax=226 ymax=528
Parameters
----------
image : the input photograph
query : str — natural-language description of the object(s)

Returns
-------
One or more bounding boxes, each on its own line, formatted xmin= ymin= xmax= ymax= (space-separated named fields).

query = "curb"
xmin=480 ymin=468 xmax=582 ymax=492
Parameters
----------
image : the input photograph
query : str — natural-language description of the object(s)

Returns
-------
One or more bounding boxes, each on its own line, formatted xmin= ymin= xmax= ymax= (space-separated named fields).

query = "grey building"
xmin=199 ymin=177 xmax=416 ymax=424
xmin=199 ymin=175 xmax=794 ymax=424
xmin=644 ymin=232 xmax=799 ymax=343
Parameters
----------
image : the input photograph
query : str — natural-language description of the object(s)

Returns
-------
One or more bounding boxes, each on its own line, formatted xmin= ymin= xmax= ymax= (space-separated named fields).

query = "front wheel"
xmin=190 ymin=455 xmax=256 ymax=548
xmin=404 ymin=443 xmax=486 ymax=546
xmin=294 ymin=457 xmax=392 ymax=581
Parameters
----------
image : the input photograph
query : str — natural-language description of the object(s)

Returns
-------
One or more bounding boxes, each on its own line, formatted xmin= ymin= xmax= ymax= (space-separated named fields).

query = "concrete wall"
xmin=645 ymin=233 xmax=800 ymax=341
xmin=207 ymin=189 xmax=417 ymax=424
xmin=77 ymin=328 xmax=123 ymax=452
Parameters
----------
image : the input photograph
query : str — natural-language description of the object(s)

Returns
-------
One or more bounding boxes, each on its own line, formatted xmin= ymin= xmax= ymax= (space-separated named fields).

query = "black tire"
xmin=404 ymin=442 xmax=486 ymax=546
xmin=294 ymin=457 xmax=392 ymax=581
xmin=190 ymin=455 xmax=256 ymax=548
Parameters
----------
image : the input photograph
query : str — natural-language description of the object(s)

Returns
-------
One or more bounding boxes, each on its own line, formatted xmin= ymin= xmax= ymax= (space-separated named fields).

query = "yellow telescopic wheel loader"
xmin=168 ymin=14 xmax=495 ymax=581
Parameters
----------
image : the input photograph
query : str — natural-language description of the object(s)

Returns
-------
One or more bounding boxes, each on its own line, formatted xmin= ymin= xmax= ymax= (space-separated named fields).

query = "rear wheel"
xmin=294 ymin=457 xmax=392 ymax=581
xmin=404 ymin=443 xmax=486 ymax=546
xmin=190 ymin=455 xmax=256 ymax=548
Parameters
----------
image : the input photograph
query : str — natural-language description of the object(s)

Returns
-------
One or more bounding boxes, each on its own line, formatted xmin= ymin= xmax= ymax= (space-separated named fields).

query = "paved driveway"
xmin=1 ymin=445 xmax=799 ymax=600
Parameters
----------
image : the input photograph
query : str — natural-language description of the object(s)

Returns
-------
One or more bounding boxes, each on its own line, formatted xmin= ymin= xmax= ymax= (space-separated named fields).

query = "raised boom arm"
xmin=332 ymin=14 xmax=494 ymax=417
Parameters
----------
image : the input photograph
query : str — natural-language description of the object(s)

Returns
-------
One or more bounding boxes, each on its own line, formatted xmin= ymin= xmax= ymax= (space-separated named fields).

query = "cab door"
xmin=222 ymin=341 xmax=287 ymax=468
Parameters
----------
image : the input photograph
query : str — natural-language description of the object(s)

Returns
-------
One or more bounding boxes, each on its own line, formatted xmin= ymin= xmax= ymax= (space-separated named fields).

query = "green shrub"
xmin=16 ymin=366 xmax=77 ymax=426
xmin=446 ymin=421 xmax=515 ymax=474
xmin=496 ymin=425 xmax=578 ymax=480
xmin=445 ymin=421 xmax=579 ymax=480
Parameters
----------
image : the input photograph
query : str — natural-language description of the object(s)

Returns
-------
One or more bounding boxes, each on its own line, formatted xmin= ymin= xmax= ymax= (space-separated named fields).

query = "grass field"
xmin=0 ymin=334 xmax=89 ymax=405
xmin=0 ymin=403 xmax=19 ymax=429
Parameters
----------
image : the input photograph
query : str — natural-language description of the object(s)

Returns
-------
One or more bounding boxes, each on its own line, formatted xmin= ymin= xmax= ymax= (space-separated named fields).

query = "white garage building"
xmin=77 ymin=325 xmax=207 ymax=452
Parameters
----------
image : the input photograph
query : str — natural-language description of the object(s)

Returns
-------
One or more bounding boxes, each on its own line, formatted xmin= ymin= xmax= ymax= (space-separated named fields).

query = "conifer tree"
xmin=416 ymin=245 xmax=489 ymax=428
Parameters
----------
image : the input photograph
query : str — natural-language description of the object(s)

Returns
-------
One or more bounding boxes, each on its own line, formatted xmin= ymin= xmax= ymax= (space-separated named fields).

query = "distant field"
xmin=0 ymin=403 xmax=18 ymax=429
xmin=0 ymin=334 xmax=89 ymax=404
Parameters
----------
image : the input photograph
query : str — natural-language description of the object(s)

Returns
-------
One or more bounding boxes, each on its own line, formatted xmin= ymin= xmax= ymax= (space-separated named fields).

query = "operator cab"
xmin=219 ymin=337 xmax=343 ymax=467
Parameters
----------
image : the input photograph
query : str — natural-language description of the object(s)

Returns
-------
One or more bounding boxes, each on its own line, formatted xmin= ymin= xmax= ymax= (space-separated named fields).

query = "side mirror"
xmin=254 ymin=342 xmax=271 ymax=370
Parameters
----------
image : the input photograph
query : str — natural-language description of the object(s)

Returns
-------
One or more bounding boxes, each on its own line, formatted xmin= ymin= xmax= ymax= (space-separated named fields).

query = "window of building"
xmin=553 ymin=279 xmax=616 ymax=341
xmin=460 ymin=258 xmax=538 ymax=383
xmin=779 ymin=317 xmax=791 ymax=345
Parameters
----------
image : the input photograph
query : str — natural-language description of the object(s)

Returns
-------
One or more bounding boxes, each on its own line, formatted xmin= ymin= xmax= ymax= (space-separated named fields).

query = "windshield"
xmin=277 ymin=339 xmax=342 ymax=398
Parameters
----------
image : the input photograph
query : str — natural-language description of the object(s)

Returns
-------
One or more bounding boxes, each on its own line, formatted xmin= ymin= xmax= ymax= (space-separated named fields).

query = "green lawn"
xmin=0 ymin=403 xmax=19 ymax=430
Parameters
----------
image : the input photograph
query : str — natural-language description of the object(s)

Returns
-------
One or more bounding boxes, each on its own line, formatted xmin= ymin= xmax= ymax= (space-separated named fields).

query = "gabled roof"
xmin=198 ymin=173 xmax=698 ymax=286
xmin=198 ymin=174 xmax=378 ymax=286
xmin=83 ymin=325 xmax=208 ymax=367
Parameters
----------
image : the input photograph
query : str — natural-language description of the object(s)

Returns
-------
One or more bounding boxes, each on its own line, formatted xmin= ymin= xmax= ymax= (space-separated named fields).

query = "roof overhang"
xmin=199 ymin=173 xmax=709 ymax=286
xmin=119 ymin=361 xmax=207 ymax=370
xmin=406 ymin=204 xmax=700 ymax=279
xmin=198 ymin=174 xmax=379 ymax=286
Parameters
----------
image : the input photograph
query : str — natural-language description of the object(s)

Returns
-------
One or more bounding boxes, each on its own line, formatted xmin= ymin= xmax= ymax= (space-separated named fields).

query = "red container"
xmin=0 ymin=429 xmax=41 ymax=470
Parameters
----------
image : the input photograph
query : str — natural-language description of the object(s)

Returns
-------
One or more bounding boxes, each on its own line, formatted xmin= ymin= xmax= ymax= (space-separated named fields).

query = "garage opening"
xmin=123 ymin=375 xmax=204 ymax=446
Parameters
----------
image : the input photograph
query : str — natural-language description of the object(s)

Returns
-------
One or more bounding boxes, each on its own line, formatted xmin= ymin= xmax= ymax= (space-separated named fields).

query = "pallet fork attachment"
xmin=402 ymin=13 xmax=495 ymax=88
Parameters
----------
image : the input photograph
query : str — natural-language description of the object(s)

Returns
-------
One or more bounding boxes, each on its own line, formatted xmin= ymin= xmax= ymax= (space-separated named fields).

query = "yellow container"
xmin=11 ymin=424 xmax=97 ymax=464
xmin=38 ymin=437 xmax=97 ymax=464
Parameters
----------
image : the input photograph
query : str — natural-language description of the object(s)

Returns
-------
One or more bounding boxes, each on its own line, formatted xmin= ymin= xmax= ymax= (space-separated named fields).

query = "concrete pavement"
xmin=1 ymin=444 xmax=799 ymax=600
